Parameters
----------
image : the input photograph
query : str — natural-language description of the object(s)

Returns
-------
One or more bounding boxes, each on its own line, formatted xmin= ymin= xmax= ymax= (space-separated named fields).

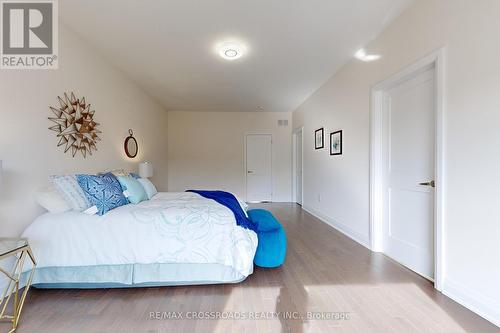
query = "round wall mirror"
xmin=124 ymin=129 xmax=138 ymax=158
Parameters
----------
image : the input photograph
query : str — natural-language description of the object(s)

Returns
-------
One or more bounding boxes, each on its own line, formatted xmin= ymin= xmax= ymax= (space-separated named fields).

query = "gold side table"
xmin=0 ymin=238 xmax=36 ymax=333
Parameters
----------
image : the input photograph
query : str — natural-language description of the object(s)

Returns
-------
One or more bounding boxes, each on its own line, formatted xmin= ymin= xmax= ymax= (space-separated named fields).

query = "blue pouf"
xmin=248 ymin=209 xmax=287 ymax=268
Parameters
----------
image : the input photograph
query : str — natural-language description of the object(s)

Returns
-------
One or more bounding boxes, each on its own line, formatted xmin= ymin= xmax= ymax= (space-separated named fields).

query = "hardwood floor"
xmin=4 ymin=203 xmax=499 ymax=333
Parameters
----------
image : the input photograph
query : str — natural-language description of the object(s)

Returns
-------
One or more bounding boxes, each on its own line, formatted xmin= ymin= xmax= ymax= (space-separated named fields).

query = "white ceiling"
xmin=60 ymin=0 xmax=412 ymax=112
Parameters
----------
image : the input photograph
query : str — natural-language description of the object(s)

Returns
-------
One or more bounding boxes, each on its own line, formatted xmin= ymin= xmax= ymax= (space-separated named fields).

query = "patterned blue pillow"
xmin=76 ymin=173 xmax=129 ymax=215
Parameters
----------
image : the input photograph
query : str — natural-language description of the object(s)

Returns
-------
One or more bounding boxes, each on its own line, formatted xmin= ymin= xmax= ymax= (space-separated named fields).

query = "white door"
xmin=296 ymin=130 xmax=303 ymax=205
xmin=246 ymin=134 xmax=272 ymax=202
xmin=383 ymin=67 xmax=435 ymax=280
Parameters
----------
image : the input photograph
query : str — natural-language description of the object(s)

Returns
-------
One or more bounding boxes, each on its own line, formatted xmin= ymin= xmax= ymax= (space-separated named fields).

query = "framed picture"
xmin=315 ymin=128 xmax=324 ymax=149
xmin=330 ymin=130 xmax=342 ymax=155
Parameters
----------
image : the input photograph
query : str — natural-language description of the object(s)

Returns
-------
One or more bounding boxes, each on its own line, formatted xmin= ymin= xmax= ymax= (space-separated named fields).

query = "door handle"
xmin=419 ymin=180 xmax=435 ymax=187
xmin=247 ymin=170 xmax=254 ymax=174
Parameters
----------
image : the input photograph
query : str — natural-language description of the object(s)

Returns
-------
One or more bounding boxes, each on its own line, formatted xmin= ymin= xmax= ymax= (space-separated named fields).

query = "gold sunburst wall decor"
xmin=48 ymin=92 xmax=101 ymax=158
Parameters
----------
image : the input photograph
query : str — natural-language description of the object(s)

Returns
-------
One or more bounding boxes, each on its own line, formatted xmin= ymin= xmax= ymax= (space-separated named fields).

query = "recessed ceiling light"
xmin=225 ymin=49 xmax=238 ymax=58
xmin=355 ymin=48 xmax=381 ymax=62
xmin=218 ymin=42 xmax=245 ymax=61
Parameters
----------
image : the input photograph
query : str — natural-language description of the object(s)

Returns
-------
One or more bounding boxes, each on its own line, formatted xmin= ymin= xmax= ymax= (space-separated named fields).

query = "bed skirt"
xmin=22 ymin=263 xmax=249 ymax=289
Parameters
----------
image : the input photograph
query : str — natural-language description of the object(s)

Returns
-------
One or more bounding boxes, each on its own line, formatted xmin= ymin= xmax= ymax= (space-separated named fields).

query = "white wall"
xmin=0 ymin=26 xmax=169 ymax=236
xmin=293 ymin=0 xmax=500 ymax=326
xmin=167 ymin=111 xmax=292 ymax=202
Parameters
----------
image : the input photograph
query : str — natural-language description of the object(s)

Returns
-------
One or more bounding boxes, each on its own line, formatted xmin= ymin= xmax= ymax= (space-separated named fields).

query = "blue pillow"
xmin=76 ymin=173 xmax=129 ymax=215
xmin=116 ymin=175 xmax=147 ymax=204
xmin=130 ymin=173 xmax=140 ymax=179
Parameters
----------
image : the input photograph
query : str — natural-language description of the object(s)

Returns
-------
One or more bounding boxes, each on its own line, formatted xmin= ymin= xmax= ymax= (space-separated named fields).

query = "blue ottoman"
xmin=248 ymin=209 xmax=287 ymax=268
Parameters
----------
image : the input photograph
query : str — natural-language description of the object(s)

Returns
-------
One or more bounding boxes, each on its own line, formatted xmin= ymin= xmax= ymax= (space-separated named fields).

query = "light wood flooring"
xmin=3 ymin=203 xmax=499 ymax=333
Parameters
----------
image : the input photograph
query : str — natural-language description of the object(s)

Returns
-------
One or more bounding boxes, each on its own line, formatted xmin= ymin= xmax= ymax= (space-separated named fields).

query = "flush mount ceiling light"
xmin=218 ymin=42 xmax=246 ymax=61
xmin=354 ymin=48 xmax=381 ymax=62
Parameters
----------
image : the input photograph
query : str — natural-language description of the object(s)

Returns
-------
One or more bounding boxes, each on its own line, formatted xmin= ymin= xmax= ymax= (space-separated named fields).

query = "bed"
xmin=21 ymin=192 xmax=258 ymax=288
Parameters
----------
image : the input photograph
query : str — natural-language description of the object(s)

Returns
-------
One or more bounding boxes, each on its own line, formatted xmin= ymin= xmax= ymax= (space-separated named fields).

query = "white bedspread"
xmin=22 ymin=192 xmax=258 ymax=277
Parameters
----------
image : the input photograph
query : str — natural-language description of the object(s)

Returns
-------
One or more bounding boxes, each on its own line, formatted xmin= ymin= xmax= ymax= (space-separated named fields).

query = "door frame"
xmin=369 ymin=48 xmax=446 ymax=291
xmin=292 ymin=127 xmax=304 ymax=204
xmin=244 ymin=133 xmax=273 ymax=203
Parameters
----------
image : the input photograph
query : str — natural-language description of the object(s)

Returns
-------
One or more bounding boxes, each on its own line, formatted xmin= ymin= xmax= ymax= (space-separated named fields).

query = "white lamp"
xmin=139 ymin=162 xmax=153 ymax=178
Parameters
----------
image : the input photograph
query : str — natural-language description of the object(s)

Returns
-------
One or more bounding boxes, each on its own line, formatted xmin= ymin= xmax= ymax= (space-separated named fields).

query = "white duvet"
xmin=22 ymin=192 xmax=258 ymax=277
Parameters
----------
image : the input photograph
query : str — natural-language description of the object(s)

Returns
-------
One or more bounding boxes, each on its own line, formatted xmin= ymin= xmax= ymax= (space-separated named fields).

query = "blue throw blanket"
xmin=187 ymin=190 xmax=257 ymax=232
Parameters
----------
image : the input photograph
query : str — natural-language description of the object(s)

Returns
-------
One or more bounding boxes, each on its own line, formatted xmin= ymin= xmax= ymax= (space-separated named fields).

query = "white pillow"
xmin=35 ymin=186 xmax=71 ymax=213
xmin=49 ymin=175 xmax=91 ymax=211
xmin=137 ymin=178 xmax=158 ymax=200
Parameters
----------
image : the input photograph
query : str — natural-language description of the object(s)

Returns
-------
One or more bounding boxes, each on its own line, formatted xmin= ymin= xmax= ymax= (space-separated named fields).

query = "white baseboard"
xmin=443 ymin=278 xmax=500 ymax=328
xmin=302 ymin=205 xmax=371 ymax=249
xmin=302 ymin=205 xmax=499 ymax=328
